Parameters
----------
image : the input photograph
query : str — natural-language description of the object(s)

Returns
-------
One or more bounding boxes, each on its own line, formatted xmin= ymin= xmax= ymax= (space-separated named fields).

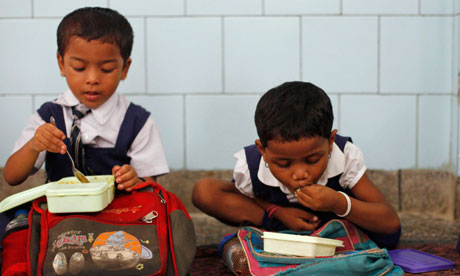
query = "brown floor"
xmin=190 ymin=213 xmax=460 ymax=276
xmin=190 ymin=243 xmax=460 ymax=276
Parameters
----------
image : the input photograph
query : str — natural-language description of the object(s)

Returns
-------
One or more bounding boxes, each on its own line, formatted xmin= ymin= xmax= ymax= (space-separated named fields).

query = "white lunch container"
xmin=0 ymin=175 xmax=115 ymax=214
xmin=262 ymin=231 xmax=344 ymax=257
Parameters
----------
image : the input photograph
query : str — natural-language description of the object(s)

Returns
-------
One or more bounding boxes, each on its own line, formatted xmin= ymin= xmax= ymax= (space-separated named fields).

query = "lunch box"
xmin=262 ymin=231 xmax=344 ymax=257
xmin=0 ymin=175 xmax=115 ymax=213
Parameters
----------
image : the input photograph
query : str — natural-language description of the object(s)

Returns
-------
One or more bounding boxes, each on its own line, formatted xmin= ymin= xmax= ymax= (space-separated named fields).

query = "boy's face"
xmin=256 ymin=130 xmax=337 ymax=193
xmin=57 ymin=36 xmax=131 ymax=109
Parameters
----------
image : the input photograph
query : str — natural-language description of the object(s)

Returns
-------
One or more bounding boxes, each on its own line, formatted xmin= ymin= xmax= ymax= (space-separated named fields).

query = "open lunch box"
xmin=262 ymin=231 xmax=344 ymax=257
xmin=0 ymin=175 xmax=115 ymax=214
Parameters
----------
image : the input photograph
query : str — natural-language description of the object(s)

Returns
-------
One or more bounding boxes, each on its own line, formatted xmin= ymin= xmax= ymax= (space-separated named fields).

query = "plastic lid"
xmin=0 ymin=184 xmax=49 ymax=213
xmin=388 ymin=249 xmax=455 ymax=273
xmin=0 ymin=175 xmax=114 ymax=213
xmin=262 ymin=231 xmax=344 ymax=247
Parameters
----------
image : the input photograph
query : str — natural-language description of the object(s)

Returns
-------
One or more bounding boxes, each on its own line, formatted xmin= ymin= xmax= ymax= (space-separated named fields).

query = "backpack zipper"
xmin=141 ymin=211 xmax=159 ymax=223
xmin=141 ymin=192 xmax=166 ymax=223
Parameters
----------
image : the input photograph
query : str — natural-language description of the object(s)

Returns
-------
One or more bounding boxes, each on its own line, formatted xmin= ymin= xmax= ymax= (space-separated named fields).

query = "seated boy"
xmin=192 ymin=81 xmax=401 ymax=249
xmin=4 ymin=7 xmax=169 ymax=192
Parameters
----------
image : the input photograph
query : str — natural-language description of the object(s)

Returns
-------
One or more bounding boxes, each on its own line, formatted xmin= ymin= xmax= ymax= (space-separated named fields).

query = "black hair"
xmin=255 ymin=81 xmax=333 ymax=147
xmin=57 ymin=7 xmax=133 ymax=63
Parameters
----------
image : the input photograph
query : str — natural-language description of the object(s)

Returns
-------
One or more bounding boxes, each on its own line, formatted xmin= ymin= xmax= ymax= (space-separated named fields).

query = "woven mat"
xmin=190 ymin=244 xmax=460 ymax=276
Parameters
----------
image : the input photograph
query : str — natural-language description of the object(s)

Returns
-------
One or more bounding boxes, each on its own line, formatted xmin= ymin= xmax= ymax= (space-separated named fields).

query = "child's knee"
xmin=192 ymin=178 xmax=214 ymax=207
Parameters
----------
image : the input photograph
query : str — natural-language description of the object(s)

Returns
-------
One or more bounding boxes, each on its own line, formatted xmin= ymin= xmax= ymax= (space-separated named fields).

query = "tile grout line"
xmin=398 ymin=169 xmax=402 ymax=212
xmin=144 ymin=17 xmax=149 ymax=93
xmin=183 ymin=95 xmax=187 ymax=169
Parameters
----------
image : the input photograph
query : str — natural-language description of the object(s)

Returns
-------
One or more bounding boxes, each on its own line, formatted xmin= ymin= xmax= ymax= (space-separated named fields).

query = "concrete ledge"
xmin=157 ymin=170 xmax=233 ymax=214
xmin=1 ymin=168 xmax=459 ymax=246
xmin=367 ymin=170 xmax=399 ymax=211
xmin=191 ymin=213 xmax=237 ymax=246
xmin=401 ymin=169 xmax=456 ymax=220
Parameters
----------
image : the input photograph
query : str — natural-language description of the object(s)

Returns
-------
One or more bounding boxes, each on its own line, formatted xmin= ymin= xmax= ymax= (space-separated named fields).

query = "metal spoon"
xmin=50 ymin=116 xmax=90 ymax=183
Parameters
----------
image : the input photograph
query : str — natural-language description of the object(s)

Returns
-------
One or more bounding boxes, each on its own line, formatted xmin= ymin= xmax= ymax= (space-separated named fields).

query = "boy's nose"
xmin=86 ymin=69 xmax=100 ymax=85
xmin=292 ymin=168 xmax=308 ymax=181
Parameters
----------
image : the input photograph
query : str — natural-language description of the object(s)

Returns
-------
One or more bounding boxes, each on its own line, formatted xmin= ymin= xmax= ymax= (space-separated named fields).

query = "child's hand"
xmin=112 ymin=164 xmax=140 ymax=191
xmin=295 ymin=184 xmax=341 ymax=213
xmin=275 ymin=207 xmax=321 ymax=231
xmin=30 ymin=122 xmax=67 ymax=154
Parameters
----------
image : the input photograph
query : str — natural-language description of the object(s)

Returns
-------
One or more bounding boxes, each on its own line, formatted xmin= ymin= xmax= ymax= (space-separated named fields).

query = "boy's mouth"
xmin=83 ymin=91 xmax=100 ymax=101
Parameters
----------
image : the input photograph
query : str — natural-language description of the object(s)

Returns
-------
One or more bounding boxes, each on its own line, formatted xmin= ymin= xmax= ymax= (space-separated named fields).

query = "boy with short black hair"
xmin=192 ymin=81 xmax=401 ymax=249
xmin=4 ymin=7 xmax=169 ymax=190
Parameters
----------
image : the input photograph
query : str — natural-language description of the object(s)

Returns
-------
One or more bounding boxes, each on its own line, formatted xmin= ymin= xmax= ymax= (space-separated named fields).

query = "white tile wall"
xmin=224 ymin=17 xmax=300 ymax=93
xmin=0 ymin=0 xmax=32 ymax=17
xmin=34 ymin=0 xmax=108 ymax=17
xmin=421 ymin=0 xmax=456 ymax=15
xmin=418 ymin=96 xmax=451 ymax=168
xmin=380 ymin=17 xmax=453 ymax=93
xmin=0 ymin=97 xmax=34 ymax=163
xmin=187 ymin=0 xmax=262 ymax=15
xmin=185 ymin=95 xmax=260 ymax=169
xmin=343 ymin=0 xmax=418 ymax=14
xmin=109 ymin=0 xmax=183 ymax=16
xmin=146 ymin=18 xmax=222 ymax=93
xmin=265 ymin=0 xmax=340 ymax=15
xmin=0 ymin=19 xmax=66 ymax=94
xmin=128 ymin=95 xmax=184 ymax=169
xmin=329 ymin=94 xmax=339 ymax=131
xmin=302 ymin=16 xmax=378 ymax=93
xmin=340 ymin=95 xmax=417 ymax=170
xmin=0 ymin=1 xmax=458 ymax=173
xmin=117 ymin=18 xmax=145 ymax=94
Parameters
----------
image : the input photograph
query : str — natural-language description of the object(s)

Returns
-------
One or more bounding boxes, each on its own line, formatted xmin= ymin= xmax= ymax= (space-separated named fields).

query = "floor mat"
xmin=190 ymin=244 xmax=460 ymax=276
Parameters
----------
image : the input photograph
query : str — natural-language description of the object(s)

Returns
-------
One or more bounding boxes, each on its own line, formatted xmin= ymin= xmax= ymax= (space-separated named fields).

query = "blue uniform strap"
xmin=115 ymin=102 xmax=150 ymax=152
xmin=334 ymin=134 xmax=352 ymax=152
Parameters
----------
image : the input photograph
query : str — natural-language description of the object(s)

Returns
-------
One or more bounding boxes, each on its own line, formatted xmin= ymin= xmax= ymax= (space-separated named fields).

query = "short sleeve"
xmin=232 ymin=149 xmax=255 ymax=198
xmin=339 ymin=142 xmax=367 ymax=189
xmin=128 ymin=117 xmax=169 ymax=177
xmin=12 ymin=112 xmax=47 ymax=171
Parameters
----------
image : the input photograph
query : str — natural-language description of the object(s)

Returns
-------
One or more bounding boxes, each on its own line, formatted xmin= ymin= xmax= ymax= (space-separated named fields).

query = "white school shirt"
xmin=233 ymin=141 xmax=366 ymax=203
xmin=12 ymin=90 xmax=170 ymax=178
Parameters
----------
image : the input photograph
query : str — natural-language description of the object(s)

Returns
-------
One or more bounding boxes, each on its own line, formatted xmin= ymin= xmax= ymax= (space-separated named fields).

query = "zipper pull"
xmin=142 ymin=211 xmax=158 ymax=223
xmin=158 ymin=192 xmax=166 ymax=204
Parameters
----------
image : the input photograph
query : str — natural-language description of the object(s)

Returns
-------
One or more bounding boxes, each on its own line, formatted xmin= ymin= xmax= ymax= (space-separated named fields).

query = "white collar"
xmin=257 ymin=142 xmax=346 ymax=194
xmin=54 ymin=90 xmax=119 ymax=125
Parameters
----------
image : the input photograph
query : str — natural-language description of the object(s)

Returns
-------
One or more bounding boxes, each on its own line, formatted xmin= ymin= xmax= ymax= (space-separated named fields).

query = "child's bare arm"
xmin=296 ymin=173 xmax=400 ymax=234
xmin=4 ymin=122 xmax=66 ymax=186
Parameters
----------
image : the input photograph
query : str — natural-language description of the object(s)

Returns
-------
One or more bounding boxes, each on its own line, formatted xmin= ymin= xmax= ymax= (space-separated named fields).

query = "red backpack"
xmin=1 ymin=181 xmax=196 ymax=276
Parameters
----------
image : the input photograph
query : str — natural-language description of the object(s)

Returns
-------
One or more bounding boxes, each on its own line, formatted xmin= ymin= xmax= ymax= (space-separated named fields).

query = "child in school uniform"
xmin=4 ymin=7 xmax=169 ymax=191
xmin=192 ymin=81 xmax=401 ymax=250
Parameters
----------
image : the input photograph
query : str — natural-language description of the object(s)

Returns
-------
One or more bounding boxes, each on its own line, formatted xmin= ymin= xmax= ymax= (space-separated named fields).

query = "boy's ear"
xmin=57 ymin=53 xmax=65 ymax=76
xmin=329 ymin=129 xmax=337 ymax=153
xmin=121 ymin=58 xmax=132 ymax=80
xmin=255 ymin=139 xmax=266 ymax=159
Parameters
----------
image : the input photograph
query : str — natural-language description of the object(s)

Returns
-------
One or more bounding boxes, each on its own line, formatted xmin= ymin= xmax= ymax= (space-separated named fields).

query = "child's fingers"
xmin=48 ymin=123 xmax=66 ymax=140
xmin=298 ymin=210 xmax=319 ymax=223
xmin=117 ymin=178 xmax=137 ymax=190
xmin=296 ymin=218 xmax=320 ymax=231
xmin=295 ymin=189 xmax=314 ymax=208
xmin=112 ymin=165 xmax=121 ymax=175
xmin=36 ymin=124 xmax=67 ymax=152
xmin=114 ymin=165 xmax=137 ymax=190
